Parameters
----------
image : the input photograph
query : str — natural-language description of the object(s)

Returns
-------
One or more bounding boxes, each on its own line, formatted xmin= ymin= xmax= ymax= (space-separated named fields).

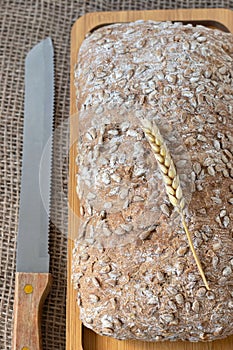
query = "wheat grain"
xmin=141 ymin=118 xmax=210 ymax=290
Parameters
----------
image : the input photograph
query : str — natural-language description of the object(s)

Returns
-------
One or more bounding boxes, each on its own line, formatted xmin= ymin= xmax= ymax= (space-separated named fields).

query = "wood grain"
xmin=13 ymin=272 xmax=52 ymax=350
xmin=68 ymin=8 xmax=233 ymax=350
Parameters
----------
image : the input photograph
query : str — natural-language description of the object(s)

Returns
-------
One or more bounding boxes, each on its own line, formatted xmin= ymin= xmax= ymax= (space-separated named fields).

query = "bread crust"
xmin=72 ymin=21 xmax=233 ymax=342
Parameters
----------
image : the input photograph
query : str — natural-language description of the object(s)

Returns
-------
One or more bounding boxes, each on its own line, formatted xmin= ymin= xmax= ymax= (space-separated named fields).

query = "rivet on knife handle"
xmin=13 ymin=272 xmax=52 ymax=350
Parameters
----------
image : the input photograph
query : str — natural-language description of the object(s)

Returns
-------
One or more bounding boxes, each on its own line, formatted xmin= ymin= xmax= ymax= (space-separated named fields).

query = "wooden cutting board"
xmin=68 ymin=8 xmax=233 ymax=350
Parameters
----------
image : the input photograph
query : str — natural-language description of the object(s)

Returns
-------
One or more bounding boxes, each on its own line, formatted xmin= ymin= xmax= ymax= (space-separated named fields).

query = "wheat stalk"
xmin=141 ymin=118 xmax=210 ymax=291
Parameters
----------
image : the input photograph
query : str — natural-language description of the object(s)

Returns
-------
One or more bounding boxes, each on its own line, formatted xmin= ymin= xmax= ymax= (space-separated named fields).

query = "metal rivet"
xmin=24 ymin=284 xmax=33 ymax=294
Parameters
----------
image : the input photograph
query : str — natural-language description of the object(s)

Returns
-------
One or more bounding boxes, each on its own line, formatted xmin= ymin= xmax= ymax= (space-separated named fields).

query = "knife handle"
xmin=13 ymin=272 xmax=52 ymax=350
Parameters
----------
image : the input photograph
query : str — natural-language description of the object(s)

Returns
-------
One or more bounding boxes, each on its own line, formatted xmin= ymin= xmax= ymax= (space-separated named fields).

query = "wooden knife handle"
xmin=13 ymin=272 xmax=52 ymax=350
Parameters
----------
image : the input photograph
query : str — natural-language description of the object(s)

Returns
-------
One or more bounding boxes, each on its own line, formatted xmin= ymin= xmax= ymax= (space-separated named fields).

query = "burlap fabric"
xmin=0 ymin=1 xmax=232 ymax=349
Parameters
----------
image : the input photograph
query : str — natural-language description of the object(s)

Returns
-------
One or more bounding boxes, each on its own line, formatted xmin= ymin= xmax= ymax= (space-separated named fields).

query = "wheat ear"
xmin=141 ymin=119 xmax=210 ymax=291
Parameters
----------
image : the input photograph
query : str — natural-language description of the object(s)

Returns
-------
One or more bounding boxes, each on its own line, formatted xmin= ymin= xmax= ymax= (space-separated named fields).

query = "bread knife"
xmin=13 ymin=38 xmax=54 ymax=350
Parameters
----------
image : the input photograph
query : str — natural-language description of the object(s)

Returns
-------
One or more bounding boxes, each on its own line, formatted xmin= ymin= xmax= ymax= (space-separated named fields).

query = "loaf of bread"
xmin=72 ymin=21 xmax=233 ymax=342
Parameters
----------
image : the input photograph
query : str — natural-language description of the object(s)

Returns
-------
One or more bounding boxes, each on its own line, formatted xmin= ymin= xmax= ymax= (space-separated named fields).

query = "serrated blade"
xmin=16 ymin=38 xmax=54 ymax=273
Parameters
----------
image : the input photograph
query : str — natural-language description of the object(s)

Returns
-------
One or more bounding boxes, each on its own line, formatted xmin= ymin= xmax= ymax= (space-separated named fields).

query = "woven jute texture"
xmin=0 ymin=1 xmax=232 ymax=349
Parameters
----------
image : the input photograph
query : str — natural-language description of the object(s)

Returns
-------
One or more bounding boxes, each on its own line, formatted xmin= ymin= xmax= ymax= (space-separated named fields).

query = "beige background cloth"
xmin=0 ymin=1 xmax=232 ymax=349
